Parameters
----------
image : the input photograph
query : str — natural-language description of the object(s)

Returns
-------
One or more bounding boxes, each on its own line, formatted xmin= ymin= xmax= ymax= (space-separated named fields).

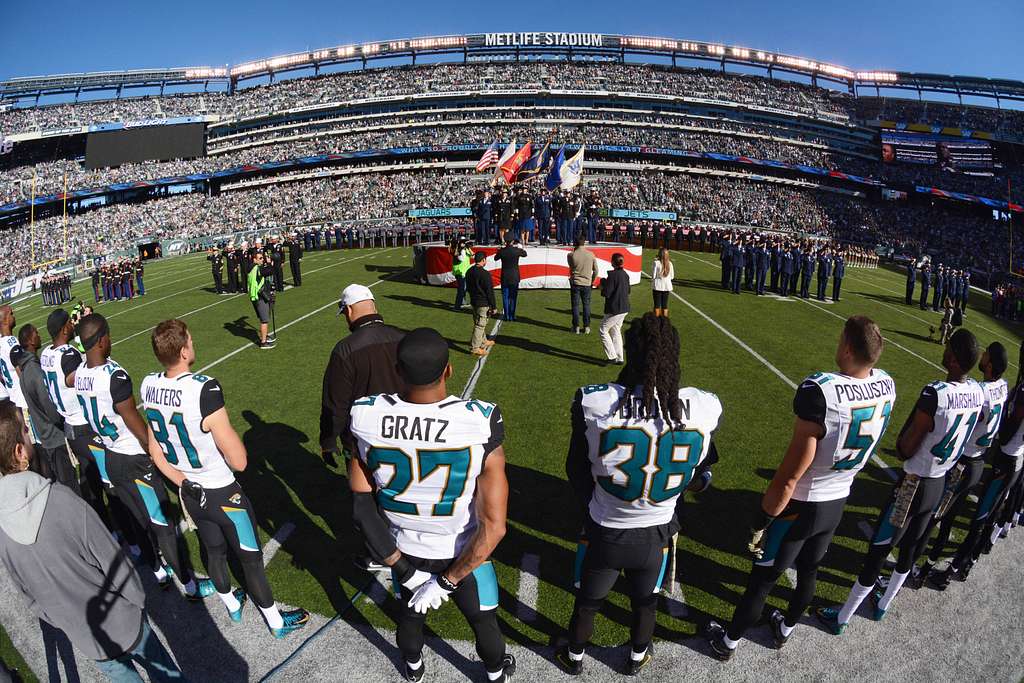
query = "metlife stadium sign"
xmin=481 ymin=32 xmax=605 ymax=48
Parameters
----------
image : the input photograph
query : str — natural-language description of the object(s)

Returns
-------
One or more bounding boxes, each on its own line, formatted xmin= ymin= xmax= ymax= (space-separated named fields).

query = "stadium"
xmin=0 ymin=23 xmax=1023 ymax=683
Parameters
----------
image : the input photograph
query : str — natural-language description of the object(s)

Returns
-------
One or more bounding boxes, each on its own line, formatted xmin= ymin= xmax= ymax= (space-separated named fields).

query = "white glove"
xmin=408 ymin=576 xmax=453 ymax=614
xmin=401 ymin=569 xmax=432 ymax=591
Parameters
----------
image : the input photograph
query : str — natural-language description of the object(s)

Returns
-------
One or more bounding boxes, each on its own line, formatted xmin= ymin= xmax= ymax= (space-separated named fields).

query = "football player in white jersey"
xmin=918 ymin=342 xmax=1008 ymax=589
xmin=142 ymin=319 xmax=310 ymax=638
xmin=0 ymin=306 xmax=25 ymax=410
xmin=707 ymin=316 xmax=894 ymax=659
xmin=40 ymin=309 xmax=113 ymax=527
xmin=348 ymin=327 xmax=515 ymax=683
xmin=818 ymin=328 xmax=984 ymax=633
xmin=556 ymin=314 xmax=722 ymax=676
xmin=73 ymin=313 xmax=213 ymax=600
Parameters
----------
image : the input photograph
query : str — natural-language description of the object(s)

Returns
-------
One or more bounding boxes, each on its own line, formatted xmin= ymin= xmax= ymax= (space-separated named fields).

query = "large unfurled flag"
xmin=559 ymin=145 xmax=585 ymax=190
xmin=500 ymin=140 xmax=532 ymax=185
xmin=475 ymin=140 xmax=500 ymax=172
xmin=516 ymin=141 xmax=551 ymax=182
xmin=544 ymin=145 xmax=566 ymax=191
xmin=493 ymin=139 xmax=517 ymax=183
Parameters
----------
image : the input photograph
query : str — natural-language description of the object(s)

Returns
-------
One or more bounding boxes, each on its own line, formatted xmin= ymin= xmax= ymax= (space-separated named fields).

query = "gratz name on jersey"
xmin=380 ymin=415 xmax=449 ymax=443
xmin=143 ymin=385 xmax=183 ymax=408
xmin=831 ymin=377 xmax=896 ymax=404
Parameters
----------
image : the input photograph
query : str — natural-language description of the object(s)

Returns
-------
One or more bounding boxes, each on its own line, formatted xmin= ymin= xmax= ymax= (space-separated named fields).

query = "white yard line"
xmin=262 ymin=522 xmax=296 ymax=568
xmin=460 ymin=320 xmax=503 ymax=399
xmin=516 ymin=553 xmax=540 ymax=623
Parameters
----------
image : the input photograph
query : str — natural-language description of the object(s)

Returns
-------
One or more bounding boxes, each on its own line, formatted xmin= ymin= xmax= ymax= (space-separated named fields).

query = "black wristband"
xmin=752 ymin=509 xmax=776 ymax=532
xmin=392 ymin=556 xmax=414 ymax=585
xmin=437 ymin=574 xmax=459 ymax=592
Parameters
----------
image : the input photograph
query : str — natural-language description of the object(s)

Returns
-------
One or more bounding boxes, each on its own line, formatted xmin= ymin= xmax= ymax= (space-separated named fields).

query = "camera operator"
xmin=248 ymin=251 xmax=276 ymax=350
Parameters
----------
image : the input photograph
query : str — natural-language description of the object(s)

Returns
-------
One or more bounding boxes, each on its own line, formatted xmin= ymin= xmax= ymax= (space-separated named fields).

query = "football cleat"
xmin=926 ymin=569 xmax=950 ymax=592
xmin=553 ymin=647 xmax=583 ymax=676
xmin=493 ymin=653 xmax=516 ymax=682
xmin=227 ymin=588 xmax=247 ymax=623
xmin=156 ymin=565 xmax=174 ymax=591
xmin=270 ymin=608 xmax=311 ymax=639
xmin=769 ymin=609 xmax=789 ymax=648
xmin=868 ymin=590 xmax=886 ymax=621
xmin=403 ymin=660 xmax=425 ymax=682
xmin=625 ymin=645 xmax=653 ymax=676
xmin=704 ymin=621 xmax=734 ymax=661
xmin=952 ymin=562 xmax=972 ymax=582
xmin=185 ymin=578 xmax=217 ymax=602
xmin=906 ymin=566 xmax=925 ymax=591
xmin=815 ymin=607 xmax=846 ymax=635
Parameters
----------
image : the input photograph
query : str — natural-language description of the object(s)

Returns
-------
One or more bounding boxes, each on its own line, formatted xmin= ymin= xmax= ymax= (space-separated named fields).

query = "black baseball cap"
xmin=46 ymin=309 xmax=70 ymax=339
xmin=397 ymin=328 xmax=450 ymax=386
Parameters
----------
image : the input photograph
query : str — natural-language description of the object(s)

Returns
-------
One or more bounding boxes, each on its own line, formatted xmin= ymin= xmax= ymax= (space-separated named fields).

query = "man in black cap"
xmin=466 ymin=252 xmax=497 ymax=356
xmin=348 ymin=327 xmax=515 ymax=683
xmin=319 ymin=284 xmax=405 ymax=467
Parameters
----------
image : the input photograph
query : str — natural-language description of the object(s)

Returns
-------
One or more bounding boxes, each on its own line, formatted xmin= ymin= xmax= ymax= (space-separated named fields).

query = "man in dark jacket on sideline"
xmin=12 ymin=324 xmax=77 ymax=491
xmin=0 ymin=401 xmax=184 ymax=681
xmin=320 ymin=284 xmax=405 ymax=465
xmin=599 ymin=253 xmax=631 ymax=364
xmin=495 ymin=237 xmax=528 ymax=322
xmin=467 ymin=252 xmax=497 ymax=356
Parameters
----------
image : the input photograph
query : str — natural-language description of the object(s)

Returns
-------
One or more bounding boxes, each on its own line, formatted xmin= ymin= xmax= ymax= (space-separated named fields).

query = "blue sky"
xmin=2 ymin=0 xmax=1021 ymax=81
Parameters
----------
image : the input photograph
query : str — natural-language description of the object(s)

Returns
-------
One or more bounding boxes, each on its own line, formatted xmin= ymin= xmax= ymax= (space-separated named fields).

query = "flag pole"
xmin=30 ymin=169 xmax=36 ymax=266
xmin=63 ymin=170 xmax=69 ymax=259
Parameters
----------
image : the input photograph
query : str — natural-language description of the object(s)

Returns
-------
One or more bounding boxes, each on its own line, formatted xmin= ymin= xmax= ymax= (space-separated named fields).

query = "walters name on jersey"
xmin=576 ymin=383 xmax=722 ymax=529
xmin=140 ymin=371 xmax=233 ymax=489
xmin=904 ymin=379 xmax=986 ymax=478
xmin=74 ymin=359 xmax=145 ymax=455
xmin=793 ymin=370 xmax=897 ymax=502
xmin=350 ymin=394 xmax=504 ymax=560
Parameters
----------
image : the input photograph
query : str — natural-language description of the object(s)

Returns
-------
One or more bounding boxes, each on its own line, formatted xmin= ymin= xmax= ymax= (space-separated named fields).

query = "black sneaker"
xmin=624 ymin=645 xmax=653 ymax=675
xmin=906 ymin=566 xmax=925 ymax=590
xmin=403 ymin=660 xmax=425 ymax=682
xmin=554 ymin=647 xmax=583 ymax=676
xmin=260 ymin=340 xmax=275 ymax=350
xmin=704 ymin=621 xmax=734 ymax=661
xmin=926 ymin=568 xmax=950 ymax=591
xmin=493 ymin=653 xmax=516 ymax=682
xmin=768 ymin=609 xmax=790 ymax=648
xmin=952 ymin=561 xmax=973 ymax=582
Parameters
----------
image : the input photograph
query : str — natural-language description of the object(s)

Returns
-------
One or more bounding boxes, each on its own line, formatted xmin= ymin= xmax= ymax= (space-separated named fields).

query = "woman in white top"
xmin=651 ymin=247 xmax=674 ymax=316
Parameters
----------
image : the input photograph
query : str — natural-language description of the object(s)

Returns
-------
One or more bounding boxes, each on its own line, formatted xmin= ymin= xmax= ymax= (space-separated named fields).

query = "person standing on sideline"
xmin=467 ymin=252 xmax=497 ymax=356
xmin=319 ymin=284 xmax=405 ymax=466
xmin=600 ymin=254 xmax=631 ymax=365
xmin=0 ymin=401 xmax=186 ymax=682
xmin=450 ymin=237 xmax=472 ymax=310
xmin=495 ymin=237 xmax=528 ymax=322
xmin=905 ymin=260 xmax=916 ymax=305
xmin=816 ymin=249 xmax=832 ymax=301
xmin=288 ymin=232 xmax=303 ymax=286
xmin=247 ymin=251 xmax=275 ymax=350
xmin=832 ymin=249 xmax=846 ymax=302
xmin=568 ymin=236 xmax=599 ymax=334
xmin=918 ymin=263 xmax=931 ymax=310
xmin=651 ymin=248 xmax=674 ymax=316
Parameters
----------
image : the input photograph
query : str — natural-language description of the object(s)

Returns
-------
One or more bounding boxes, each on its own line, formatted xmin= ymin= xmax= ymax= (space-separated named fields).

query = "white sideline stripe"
xmin=871 ymin=453 xmax=899 ymax=481
xmin=516 ymin=553 xmax=540 ymax=622
xmin=460 ymin=320 xmax=503 ymax=399
xmin=262 ymin=522 xmax=296 ymax=568
xmin=194 ymin=262 xmax=406 ymax=378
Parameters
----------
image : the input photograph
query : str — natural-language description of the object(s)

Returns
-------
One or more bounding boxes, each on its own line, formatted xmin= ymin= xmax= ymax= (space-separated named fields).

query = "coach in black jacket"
xmin=467 ymin=252 xmax=497 ymax=356
xmin=599 ymin=253 xmax=631 ymax=364
xmin=319 ymin=284 xmax=405 ymax=463
xmin=495 ymin=237 xmax=528 ymax=322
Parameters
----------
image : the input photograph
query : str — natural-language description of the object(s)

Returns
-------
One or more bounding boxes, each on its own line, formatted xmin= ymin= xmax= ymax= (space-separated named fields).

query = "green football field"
xmin=7 ymin=244 xmax=1023 ymax=662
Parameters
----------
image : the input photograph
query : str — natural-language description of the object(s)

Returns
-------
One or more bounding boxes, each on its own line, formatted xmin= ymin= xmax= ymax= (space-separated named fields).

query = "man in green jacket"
xmin=248 ymin=251 xmax=276 ymax=349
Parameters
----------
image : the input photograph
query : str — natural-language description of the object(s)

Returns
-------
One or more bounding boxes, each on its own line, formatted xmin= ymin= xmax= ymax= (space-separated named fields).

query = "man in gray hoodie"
xmin=12 ymin=324 xmax=77 ymax=491
xmin=0 ymin=400 xmax=185 ymax=681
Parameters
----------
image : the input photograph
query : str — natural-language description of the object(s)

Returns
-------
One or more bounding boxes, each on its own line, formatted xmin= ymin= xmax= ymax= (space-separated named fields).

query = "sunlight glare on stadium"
xmin=0 ymin=1 xmax=1023 ymax=680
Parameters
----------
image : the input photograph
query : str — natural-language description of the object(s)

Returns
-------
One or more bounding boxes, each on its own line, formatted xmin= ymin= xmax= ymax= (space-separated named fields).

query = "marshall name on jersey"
xmin=964 ymin=379 xmax=1008 ymax=458
xmin=39 ymin=344 xmax=88 ymax=427
xmin=903 ymin=379 xmax=986 ymax=478
xmin=792 ymin=370 xmax=897 ymax=502
xmin=140 ymin=372 xmax=233 ymax=489
xmin=74 ymin=359 xmax=145 ymax=455
xmin=350 ymin=394 xmax=504 ymax=560
xmin=577 ymin=383 xmax=722 ymax=529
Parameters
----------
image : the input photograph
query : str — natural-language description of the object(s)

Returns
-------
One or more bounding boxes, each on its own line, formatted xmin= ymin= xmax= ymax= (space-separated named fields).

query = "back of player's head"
xmin=78 ymin=313 xmax=109 ymax=352
xmin=0 ymin=400 xmax=28 ymax=476
xmin=842 ymin=315 xmax=883 ymax=366
xmin=17 ymin=324 xmax=36 ymax=349
xmin=612 ymin=253 xmax=624 ymax=268
xmin=397 ymin=328 xmax=449 ymax=387
xmin=46 ymin=309 xmax=70 ymax=340
xmin=152 ymin=319 xmax=190 ymax=367
xmin=619 ymin=313 xmax=682 ymax=423
xmin=987 ymin=342 xmax=1008 ymax=378
xmin=948 ymin=328 xmax=980 ymax=374
xmin=474 ymin=251 xmax=486 ymax=264
xmin=574 ymin=235 xmax=586 ymax=248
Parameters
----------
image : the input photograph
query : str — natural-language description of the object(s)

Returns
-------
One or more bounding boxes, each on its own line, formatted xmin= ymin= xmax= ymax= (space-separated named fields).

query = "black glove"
xmin=181 ymin=479 xmax=207 ymax=509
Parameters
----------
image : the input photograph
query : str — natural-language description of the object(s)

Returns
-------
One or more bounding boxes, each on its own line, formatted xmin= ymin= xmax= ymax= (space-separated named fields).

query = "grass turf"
xmin=7 ymin=244 xmax=1023 ymax=663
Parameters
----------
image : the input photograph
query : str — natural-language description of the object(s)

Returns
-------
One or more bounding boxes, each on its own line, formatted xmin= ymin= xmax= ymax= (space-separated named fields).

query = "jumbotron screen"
xmin=880 ymin=131 xmax=995 ymax=171
xmin=85 ymin=122 xmax=205 ymax=169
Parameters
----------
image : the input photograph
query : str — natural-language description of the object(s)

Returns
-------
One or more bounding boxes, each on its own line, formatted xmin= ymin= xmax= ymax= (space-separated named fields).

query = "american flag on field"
xmin=475 ymin=140 xmax=500 ymax=172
